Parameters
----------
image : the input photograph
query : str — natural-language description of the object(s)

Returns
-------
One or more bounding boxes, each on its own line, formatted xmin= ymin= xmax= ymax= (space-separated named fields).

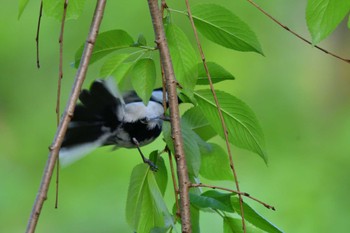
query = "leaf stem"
xmin=190 ymin=183 xmax=275 ymax=211
xmin=183 ymin=0 xmax=246 ymax=232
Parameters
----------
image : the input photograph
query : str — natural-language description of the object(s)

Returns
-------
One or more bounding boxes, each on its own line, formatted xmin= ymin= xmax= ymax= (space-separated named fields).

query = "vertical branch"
xmin=35 ymin=1 xmax=43 ymax=69
xmin=54 ymin=0 xmax=69 ymax=209
xmin=166 ymin=147 xmax=180 ymax=218
xmin=57 ymin=0 xmax=69 ymax=125
xmin=147 ymin=0 xmax=192 ymax=232
xmin=184 ymin=0 xmax=246 ymax=232
xmin=25 ymin=1 xmax=107 ymax=232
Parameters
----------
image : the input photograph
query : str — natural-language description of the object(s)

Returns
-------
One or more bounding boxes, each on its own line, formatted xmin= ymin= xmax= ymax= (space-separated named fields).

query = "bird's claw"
xmin=144 ymin=158 xmax=158 ymax=172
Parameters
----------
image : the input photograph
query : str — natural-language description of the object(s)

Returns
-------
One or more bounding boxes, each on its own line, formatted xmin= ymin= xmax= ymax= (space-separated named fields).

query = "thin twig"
xmin=147 ymin=0 xmax=192 ymax=232
xmin=54 ymin=0 xmax=69 ymax=210
xmin=244 ymin=0 xmax=350 ymax=64
xmin=190 ymin=183 xmax=275 ymax=211
xmin=57 ymin=0 xmax=69 ymax=125
xmin=26 ymin=1 xmax=107 ymax=232
xmin=166 ymin=146 xmax=180 ymax=218
xmin=184 ymin=0 xmax=246 ymax=232
xmin=35 ymin=1 xmax=43 ymax=69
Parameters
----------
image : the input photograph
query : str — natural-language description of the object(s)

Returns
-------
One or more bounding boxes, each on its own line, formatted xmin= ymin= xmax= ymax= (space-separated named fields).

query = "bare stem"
xmin=190 ymin=183 xmax=275 ymax=211
xmin=184 ymin=0 xmax=246 ymax=232
xmin=147 ymin=0 xmax=192 ymax=232
xmin=244 ymin=0 xmax=350 ymax=64
xmin=57 ymin=0 xmax=69 ymax=125
xmin=166 ymin=147 xmax=180 ymax=218
xmin=35 ymin=1 xmax=43 ymax=69
xmin=25 ymin=1 xmax=107 ymax=232
xmin=54 ymin=0 xmax=69 ymax=210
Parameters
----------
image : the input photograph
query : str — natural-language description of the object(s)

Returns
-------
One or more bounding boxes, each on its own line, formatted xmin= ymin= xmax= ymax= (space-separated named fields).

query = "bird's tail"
xmin=59 ymin=78 xmax=122 ymax=166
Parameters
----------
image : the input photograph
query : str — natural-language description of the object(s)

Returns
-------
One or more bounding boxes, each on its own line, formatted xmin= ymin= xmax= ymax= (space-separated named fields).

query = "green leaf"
xmin=126 ymin=164 xmax=173 ymax=233
xmin=99 ymin=53 xmax=131 ymax=77
xmin=150 ymin=151 xmax=168 ymax=196
xmin=42 ymin=0 xmax=87 ymax=21
xmin=231 ymin=197 xmax=283 ymax=233
xmin=130 ymin=58 xmax=157 ymax=105
xmin=190 ymin=204 xmax=201 ymax=233
xmin=190 ymin=192 xmax=233 ymax=212
xmin=201 ymin=190 xmax=234 ymax=212
xmin=348 ymin=15 xmax=350 ymax=29
xmin=306 ymin=0 xmax=350 ymax=44
xmin=190 ymin=4 xmax=263 ymax=54
xmin=223 ymin=217 xmax=265 ymax=233
xmin=197 ymin=62 xmax=235 ymax=85
xmin=75 ymin=30 xmax=134 ymax=67
xmin=163 ymin=121 xmax=201 ymax=177
xmin=182 ymin=106 xmax=217 ymax=141
xmin=142 ymin=171 xmax=173 ymax=232
xmin=194 ymin=89 xmax=267 ymax=163
xmin=126 ymin=164 xmax=149 ymax=230
xmin=166 ymin=22 xmax=198 ymax=91
xmin=136 ymin=34 xmax=147 ymax=46
xmin=150 ymin=226 xmax=171 ymax=233
xmin=200 ymin=143 xmax=234 ymax=181
xmin=18 ymin=0 xmax=30 ymax=19
xmin=99 ymin=53 xmax=143 ymax=91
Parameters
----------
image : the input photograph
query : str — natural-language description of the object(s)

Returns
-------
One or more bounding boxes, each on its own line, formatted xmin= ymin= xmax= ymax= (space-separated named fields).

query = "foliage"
xmin=18 ymin=0 xmax=349 ymax=232
xmin=306 ymin=0 xmax=350 ymax=44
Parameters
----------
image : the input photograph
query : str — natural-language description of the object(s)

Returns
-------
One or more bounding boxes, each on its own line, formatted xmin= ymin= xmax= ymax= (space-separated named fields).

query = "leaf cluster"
xmin=67 ymin=3 xmax=274 ymax=232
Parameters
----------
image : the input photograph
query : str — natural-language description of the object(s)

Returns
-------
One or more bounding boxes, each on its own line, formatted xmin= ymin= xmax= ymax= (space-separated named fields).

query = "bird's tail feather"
xmin=59 ymin=78 xmax=121 ymax=166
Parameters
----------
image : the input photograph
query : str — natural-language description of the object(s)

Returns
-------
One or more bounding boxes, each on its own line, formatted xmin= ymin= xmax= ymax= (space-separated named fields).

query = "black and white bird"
xmin=59 ymin=78 xmax=167 ymax=170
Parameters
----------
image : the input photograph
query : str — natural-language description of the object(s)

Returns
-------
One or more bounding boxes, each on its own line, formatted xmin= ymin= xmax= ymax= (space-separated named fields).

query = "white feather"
xmin=59 ymin=133 xmax=111 ymax=167
xmin=103 ymin=77 xmax=125 ymax=105
xmin=122 ymin=101 xmax=164 ymax=122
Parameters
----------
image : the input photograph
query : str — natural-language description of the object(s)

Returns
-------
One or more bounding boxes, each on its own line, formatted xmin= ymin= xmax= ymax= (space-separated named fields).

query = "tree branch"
xmin=25 ymin=1 xmax=107 ymax=232
xmin=190 ymin=183 xmax=275 ymax=211
xmin=147 ymin=0 xmax=192 ymax=232
xmin=244 ymin=0 xmax=350 ymax=64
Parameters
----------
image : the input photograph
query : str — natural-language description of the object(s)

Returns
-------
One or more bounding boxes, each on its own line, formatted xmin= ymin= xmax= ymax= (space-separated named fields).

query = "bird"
xmin=59 ymin=78 xmax=167 ymax=170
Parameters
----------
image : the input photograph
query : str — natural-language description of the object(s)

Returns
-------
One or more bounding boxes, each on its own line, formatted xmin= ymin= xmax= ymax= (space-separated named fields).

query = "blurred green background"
xmin=1 ymin=0 xmax=349 ymax=232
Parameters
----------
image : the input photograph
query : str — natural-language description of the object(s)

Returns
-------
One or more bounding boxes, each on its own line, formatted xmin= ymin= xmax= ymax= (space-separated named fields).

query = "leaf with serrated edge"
xmin=197 ymin=62 xmax=235 ymax=85
xmin=231 ymin=197 xmax=283 ymax=233
xmin=190 ymin=192 xmax=232 ymax=212
xmin=191 ymin=4 xmax=263 ymax=54
xmin=190 ymin=204 xmax=200 ymax=233
xmin=75 ymin=30 xmax=134 ymax=67
xmin=137 ymin=172 xmax=172 ymax=233
xmin=125 ymin=164 xmax=149 ymax=230
xmin=150 ymin=151 xmax=168 ymax=196
xmin=194 ymin=89 xmax=267 ymax=163
xmin=163 ymin=121 xmax=201 ymax=176
xmin=223 ymin=217 xmax=265 ymax=233
xmin=182 ymin=106 xmax=217 ymax=141
xmin=166 ymin=23 xmax=198 ymax=91
xmin=126 ymin=164 xmax=172 ymax=232
xmin=99 ymin=53 xmax=131 ymax=77
xmin=200 ymin=143 xmax=233 ymax=181
xmin=306 ymin=0 xmax=350 ymax=44
xmin=42 ymin=0 xmax=87 ymax=21
xmin=130 ymin=58 xmax=156 ymax=105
